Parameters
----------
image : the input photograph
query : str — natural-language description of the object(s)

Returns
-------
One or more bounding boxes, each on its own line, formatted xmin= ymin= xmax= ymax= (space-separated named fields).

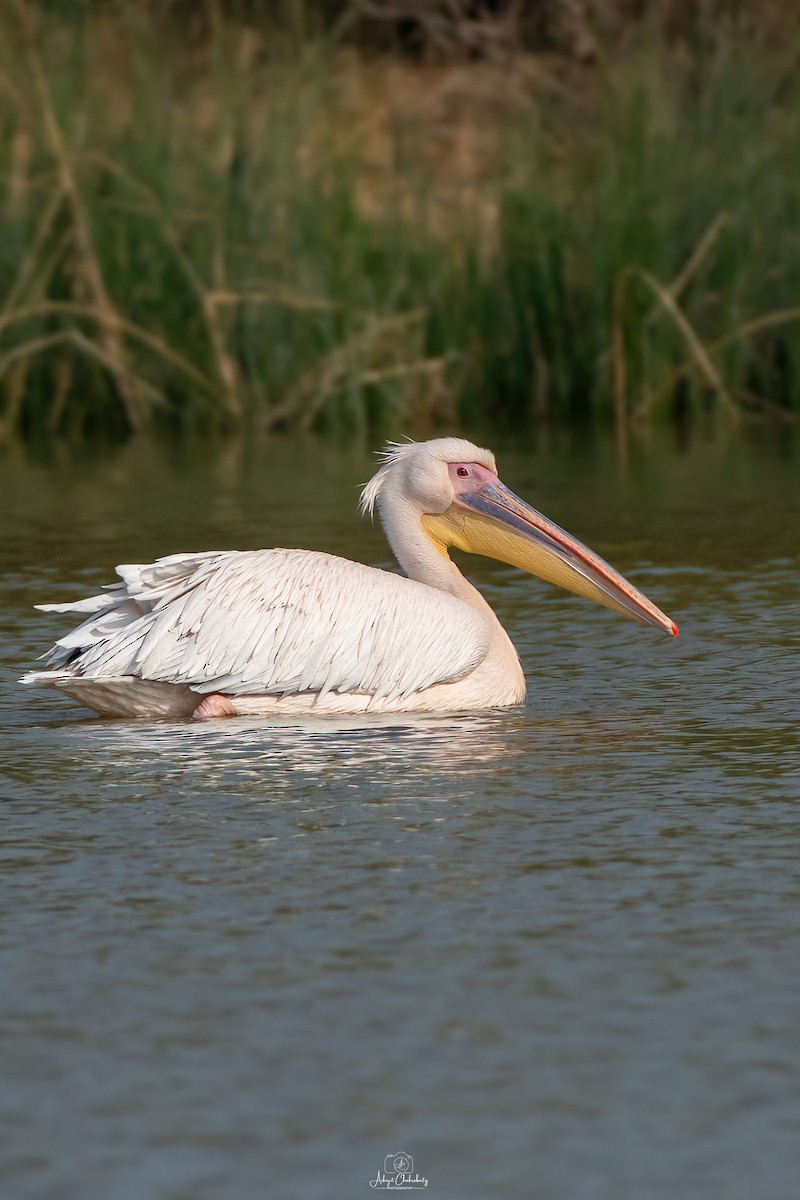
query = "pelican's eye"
xmin=456 ymin=467 xmax=469 ymax=478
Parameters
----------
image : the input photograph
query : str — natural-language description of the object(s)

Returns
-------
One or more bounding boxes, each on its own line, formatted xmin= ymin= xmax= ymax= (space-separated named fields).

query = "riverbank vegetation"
xmin=0 ymin=1 xmax=798 ymax=441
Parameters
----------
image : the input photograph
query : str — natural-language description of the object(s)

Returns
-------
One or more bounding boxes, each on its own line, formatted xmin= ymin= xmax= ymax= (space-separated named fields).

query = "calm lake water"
xmin=1 ymin=428 xmax=799 ymax=1200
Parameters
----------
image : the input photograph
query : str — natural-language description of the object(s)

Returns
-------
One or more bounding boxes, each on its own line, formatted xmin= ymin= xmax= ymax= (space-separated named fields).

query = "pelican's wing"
xmin=31 ymin=549 xmax=491 ymax=701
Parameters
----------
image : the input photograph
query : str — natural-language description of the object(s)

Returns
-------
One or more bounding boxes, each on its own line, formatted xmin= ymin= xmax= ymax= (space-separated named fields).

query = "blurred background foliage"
xmin=1 ymin=0 xmax=798 ymax=441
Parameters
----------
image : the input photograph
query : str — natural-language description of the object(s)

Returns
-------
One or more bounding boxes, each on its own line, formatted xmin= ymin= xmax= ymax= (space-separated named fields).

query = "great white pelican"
xmin=22 ymin=437 xmax=677 ymax=719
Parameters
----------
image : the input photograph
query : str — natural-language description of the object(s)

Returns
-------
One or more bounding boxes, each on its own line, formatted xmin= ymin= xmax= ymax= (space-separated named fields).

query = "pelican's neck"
xmin=377 ymin=492 xmax=525 ymax=703
xmin=379 ymin=496 xmax=493 ymax=618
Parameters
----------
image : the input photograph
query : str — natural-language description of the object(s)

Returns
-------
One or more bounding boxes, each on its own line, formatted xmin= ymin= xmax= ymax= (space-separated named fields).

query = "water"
xmin=1 ymin=429 xmax=799 ymax=1200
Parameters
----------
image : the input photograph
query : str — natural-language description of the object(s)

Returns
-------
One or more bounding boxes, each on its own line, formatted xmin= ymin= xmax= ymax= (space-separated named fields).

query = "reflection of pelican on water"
xmin=23 ymin=438 xmax=676 ymax=719
xmin=72 ymin=710 xmax=531 ymax=786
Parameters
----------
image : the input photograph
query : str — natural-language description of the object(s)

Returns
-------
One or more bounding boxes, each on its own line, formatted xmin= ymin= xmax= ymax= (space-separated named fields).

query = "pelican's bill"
xmin=423 ymin=481 xmax=678 ymax=636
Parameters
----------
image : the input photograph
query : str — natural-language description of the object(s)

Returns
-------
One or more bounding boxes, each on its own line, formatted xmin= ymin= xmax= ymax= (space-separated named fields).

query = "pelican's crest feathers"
xmin=359 ymin=439 xmax=415 ymax=517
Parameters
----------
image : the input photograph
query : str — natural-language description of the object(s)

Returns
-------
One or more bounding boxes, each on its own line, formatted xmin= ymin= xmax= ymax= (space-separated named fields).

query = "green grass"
xmin=0 ymin=2 xmax=799 ymax=441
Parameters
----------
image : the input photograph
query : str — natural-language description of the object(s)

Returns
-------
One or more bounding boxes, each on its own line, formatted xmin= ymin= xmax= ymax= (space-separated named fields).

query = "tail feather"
xmin=20 ymin=670 xmax=70 ymax=686
xmin=23 ymin=552 xmax=229 ymax=718
xmin=35 ymin=594 xmax=111 ymax=615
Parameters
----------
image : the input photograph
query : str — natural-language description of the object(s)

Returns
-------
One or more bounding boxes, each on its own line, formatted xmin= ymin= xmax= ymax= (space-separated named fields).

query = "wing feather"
xmin=36 ymin=550 xmax=490 ymax=701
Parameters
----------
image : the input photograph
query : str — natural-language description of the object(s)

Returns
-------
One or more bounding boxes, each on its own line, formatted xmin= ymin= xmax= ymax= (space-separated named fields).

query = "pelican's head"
xmin=361 ymin=437 xmax=677 ymax=636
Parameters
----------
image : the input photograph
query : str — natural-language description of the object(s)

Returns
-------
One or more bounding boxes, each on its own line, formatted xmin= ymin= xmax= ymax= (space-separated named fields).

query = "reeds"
xmin=0 ymin=3 xmax=798 ymax=441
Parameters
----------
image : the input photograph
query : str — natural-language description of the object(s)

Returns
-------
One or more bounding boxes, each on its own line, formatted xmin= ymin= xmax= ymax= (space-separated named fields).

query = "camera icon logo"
xmin=385 ymin=1152 xmax=413 ymax=1175
xmin=370 ymin=1149 xmax=427 ymax=1188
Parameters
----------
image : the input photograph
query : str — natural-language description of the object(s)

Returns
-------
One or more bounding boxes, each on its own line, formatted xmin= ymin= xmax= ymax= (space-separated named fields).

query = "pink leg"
xmin=192 ymin=693 xmax=236 ymax=720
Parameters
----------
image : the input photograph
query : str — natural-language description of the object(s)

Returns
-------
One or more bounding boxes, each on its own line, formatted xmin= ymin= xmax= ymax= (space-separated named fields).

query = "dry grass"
xmin=0 ymin=3 xmax=799 ymax=441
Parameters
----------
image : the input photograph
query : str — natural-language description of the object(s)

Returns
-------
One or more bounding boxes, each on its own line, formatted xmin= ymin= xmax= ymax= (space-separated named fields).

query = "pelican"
xmin=22 ymin=438 xmax=677 ymax=719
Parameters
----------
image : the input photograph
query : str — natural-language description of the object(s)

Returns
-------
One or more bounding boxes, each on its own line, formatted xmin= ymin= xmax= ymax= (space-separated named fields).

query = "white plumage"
xmin=35 ymin=549 xmax=488 ymax=699
xmin=22 ymin=436 xmax=676 ymax=719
